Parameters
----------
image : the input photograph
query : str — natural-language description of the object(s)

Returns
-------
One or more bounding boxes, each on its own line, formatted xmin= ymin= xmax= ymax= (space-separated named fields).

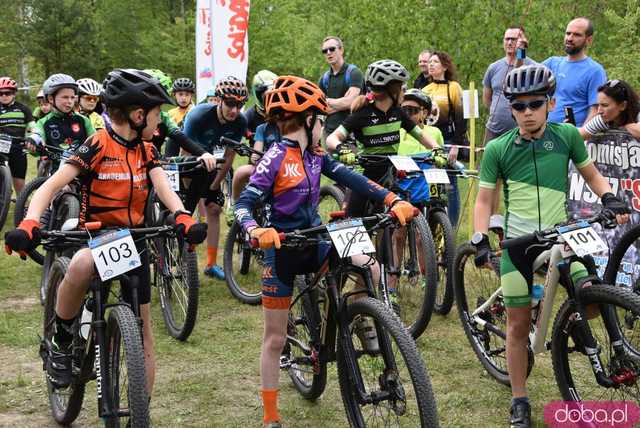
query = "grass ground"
xmin=0 ymin=161 xmax=565 ymax=427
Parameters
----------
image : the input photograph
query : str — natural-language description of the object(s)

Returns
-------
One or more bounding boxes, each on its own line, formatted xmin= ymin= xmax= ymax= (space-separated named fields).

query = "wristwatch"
xmin=471 ymin=232 xmax=488 ymax=246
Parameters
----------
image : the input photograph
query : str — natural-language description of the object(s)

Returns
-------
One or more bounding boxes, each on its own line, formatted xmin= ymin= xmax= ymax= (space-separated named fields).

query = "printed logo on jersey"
xmin=79 ymin=145 xmax=89 ymax=153
xmin=51 ymin=129 xmax=61 ymax=140
xmin=283 ymin=162 xmax=301 ymax=178
xmin=544 ymin=141 xmax=554 ymax=151
xmin=72 ymin=123 xmax=81 ymax=133
xmin=274 ymin=148 xmax=305 ymax=196
xmin=256 ymin=145 xmax=282 ymax=175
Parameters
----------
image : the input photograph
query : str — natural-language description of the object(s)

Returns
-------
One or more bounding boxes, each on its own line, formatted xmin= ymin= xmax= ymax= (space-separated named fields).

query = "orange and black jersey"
xmin=67 ymin=128 xmax=161 ymax=227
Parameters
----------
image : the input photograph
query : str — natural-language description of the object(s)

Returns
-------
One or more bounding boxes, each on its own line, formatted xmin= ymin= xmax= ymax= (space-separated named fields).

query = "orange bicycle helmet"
xmin=265 ymin=75 xmax=328 ymax=116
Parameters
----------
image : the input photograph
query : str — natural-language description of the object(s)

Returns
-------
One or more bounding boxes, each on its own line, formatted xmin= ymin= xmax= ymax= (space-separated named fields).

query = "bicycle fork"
xmin=92 ymin=283 xmax=115 ymax=420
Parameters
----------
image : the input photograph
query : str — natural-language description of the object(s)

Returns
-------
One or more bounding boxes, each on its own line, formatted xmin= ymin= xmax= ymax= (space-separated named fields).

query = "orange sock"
xmin=261 ymin=388 xmax=280 ymax=423
xmin=207 ymin=246 xmax=218 ymax=267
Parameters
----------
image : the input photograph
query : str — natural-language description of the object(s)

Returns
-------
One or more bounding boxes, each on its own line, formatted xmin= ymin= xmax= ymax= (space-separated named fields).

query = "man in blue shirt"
xmin=183 ymin=76 xmax=248 ymax=280
xmin=543 ymin=17 xmax=607 ymax=127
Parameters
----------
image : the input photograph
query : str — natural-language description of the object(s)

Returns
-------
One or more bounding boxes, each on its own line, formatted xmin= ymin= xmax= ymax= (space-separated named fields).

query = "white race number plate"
xmin=89 ymin=229 xmax=141 ymax=281
xmin=558 ymin=222 xmax=608 ymax=257
xmin=388 ymin=155 xmax=420 ymax=172
xmin=423 ymin=168 xmax=450 ymax=184
xmin=164 ymin=164 xmax=180 ymax=191
xmin=0 ymin=136 xmax=11 ymax=154
xmin=327 ymin=219 xmax=376 ymax=258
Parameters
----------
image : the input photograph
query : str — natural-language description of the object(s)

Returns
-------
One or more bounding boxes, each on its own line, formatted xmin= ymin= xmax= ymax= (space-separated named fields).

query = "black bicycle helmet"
xmin=103 ymin=68 xmax=175 ymax=109
xmin=172 ymin=77 xmax=196 ymax=94
xmin=403 ymin=88 xmax=433 ymax=111
xmin=503 ymin=65 xmax=556 ymax=100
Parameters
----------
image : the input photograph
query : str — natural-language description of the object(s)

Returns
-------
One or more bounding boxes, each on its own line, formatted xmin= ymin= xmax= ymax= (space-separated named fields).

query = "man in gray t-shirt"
xmin=483 ymin=27 xmax=535 ymax=142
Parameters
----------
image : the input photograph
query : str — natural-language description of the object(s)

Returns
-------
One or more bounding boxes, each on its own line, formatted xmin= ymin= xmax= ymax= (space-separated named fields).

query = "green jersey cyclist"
xmin=472 ymin=64 xmax=629 ymax=428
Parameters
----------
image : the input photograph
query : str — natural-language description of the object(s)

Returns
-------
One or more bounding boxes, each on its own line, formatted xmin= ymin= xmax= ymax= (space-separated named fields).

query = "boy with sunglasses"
xmin=183 ymin=76 xmax=248 ymax=280
xmin=0 ymin=76 xmax=35 ymax=194
xmin=77 ymin=78 xmax=105 ymax=130
xmin=473 ymin=65 xmax=629 ymax=428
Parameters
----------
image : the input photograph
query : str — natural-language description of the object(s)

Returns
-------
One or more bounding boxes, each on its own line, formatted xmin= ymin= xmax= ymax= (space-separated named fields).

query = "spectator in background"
xmin=543 ymin=17 xmax=607 ymax=127
xmin=318 ymin=36 xmax=364 ymax=139
xmin=206 ymin=88 xmax=218 ymax=105
xmin=413 ymin=49 xmax=432 ymax=90
xmin=483 ymin=26 xmax=535 ymax=142
xmin=33 ymin=90 xmax=51 ymax=120
xmin=579 ymin=79 xmax=640 ymax=139
xmin=422 ymin=51 xmax=467 ymax=226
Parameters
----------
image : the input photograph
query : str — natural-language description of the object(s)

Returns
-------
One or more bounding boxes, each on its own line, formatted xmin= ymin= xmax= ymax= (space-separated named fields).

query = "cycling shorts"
xmin=501 ymin=240 xmax=588 ymax=308
xmin=262 ymin=243 xmax=331 ymax=309
xmin=8 ymin=149 xmax=27 ymax=179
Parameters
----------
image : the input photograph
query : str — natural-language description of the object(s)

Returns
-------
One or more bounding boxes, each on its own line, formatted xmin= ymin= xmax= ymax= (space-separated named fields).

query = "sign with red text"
xmin=568 ymin=129 xmax=640 ymax=286
xmin=211 ymin=0 xmax=250 ymax=87
xmin=196 ymin=0 xmax=215 ymax=103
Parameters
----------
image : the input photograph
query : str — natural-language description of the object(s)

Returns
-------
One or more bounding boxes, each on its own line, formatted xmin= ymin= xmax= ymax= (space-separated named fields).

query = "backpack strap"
xmin=320 ymin=70 xmax=330 ymax=93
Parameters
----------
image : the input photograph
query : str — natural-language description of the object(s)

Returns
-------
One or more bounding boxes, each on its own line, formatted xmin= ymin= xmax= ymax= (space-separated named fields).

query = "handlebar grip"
xmin=219 ymin=136 xmax=241 ymax=147
xmin=500 ymin=234 xmax=535 ymax=250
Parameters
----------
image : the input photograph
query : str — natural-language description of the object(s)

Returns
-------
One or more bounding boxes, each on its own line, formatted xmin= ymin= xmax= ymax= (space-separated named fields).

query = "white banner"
xmin=195 ymin=0 xmax=215 ymax=103
xmin=210 ymin=0 xmax=250 ymax=87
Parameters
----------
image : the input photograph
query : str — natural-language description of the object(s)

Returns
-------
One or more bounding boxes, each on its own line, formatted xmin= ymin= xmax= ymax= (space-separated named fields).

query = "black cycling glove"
xmin=601 ymin=192 xmax=630 ymax=216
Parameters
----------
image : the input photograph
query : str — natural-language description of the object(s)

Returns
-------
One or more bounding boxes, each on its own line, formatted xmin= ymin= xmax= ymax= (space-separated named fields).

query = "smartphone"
xmin=564 ymin=106 xmax=576 ymax=125
xmin=516 ymin=47 xmax=526 ymax=60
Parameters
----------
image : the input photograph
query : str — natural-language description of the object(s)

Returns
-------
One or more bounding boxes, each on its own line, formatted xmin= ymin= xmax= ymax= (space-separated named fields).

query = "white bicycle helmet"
xmin=365 ymin=60 xmax=410 ymax=87
xmin=77 ymin=78 xmax=102 ymax=97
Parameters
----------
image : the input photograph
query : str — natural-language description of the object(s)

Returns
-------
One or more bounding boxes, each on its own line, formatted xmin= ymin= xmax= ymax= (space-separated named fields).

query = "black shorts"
xmin=119 ymin=239 xmax=151 ymax=305
xmin=8 ymin=149 xmax=27 ymax=179
xmin=345 ymin=166 xmax=387 ymax=217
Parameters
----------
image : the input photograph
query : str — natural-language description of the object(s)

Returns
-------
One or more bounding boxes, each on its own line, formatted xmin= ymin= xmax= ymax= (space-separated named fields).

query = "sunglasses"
xmin=0 ymin=91 xmax=15 ymax=96
xmin=82 ymin=95 xmax=99 ymax=102
xmin=223 ymin=98 xmax=244 ymax=109
xmin=599 ymin=79 xmax=627 ymax=95
xmin=402 ymin=106 xmax=422 ymax=116
xmin=321 ymin=46 xmax=338 ymax=55
xmin=511 ymin=99 xmax=547 ymax=112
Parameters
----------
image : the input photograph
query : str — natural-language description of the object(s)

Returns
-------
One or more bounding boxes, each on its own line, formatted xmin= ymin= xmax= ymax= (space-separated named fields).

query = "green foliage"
xmin=3 ymin=0 xmax=640 ymax=107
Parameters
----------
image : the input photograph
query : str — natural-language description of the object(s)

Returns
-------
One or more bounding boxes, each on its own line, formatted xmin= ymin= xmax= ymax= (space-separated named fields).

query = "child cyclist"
xmin=5 ymin=69 xmax=208 ymax=403
xmin=473 ymin=65 xmax=629 ymax=427
xmin=234 ymin=75 xmax=417 ymax=428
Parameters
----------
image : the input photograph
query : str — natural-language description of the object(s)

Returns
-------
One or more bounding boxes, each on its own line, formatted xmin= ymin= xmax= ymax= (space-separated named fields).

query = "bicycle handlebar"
xmin=219 ymin=136 xmax=264 ymax=158
xmin=248 ymin=209 xmax=418 ymax=249
xmin=500 ymin=211 xmax=616 ymax=250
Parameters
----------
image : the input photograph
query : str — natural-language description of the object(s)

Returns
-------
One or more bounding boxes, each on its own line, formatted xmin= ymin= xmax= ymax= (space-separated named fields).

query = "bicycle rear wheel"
xmin=223 ymin=220 xmax=263 ymax=305
xmin=386 ymin=212 xmax=438 ymax=339
xmin=105 ymin=306 xmax=150 ymax=428
xmin=429 ymin=210 xmax=455 ymax=315
xmin=0 ymin=164 xmax=12 ymax=231
xmin=43 ymin=256 xmax=86 ymax=425
xmin=153 ymin=235 xmax=199 ymax=341
xmin=318 ymin=184 xmax=344 ymax=222
xmin=552 ymin=284 xmax=640 ymax=402
xmin=283 ymin=276 xmax=327 ymax=400
xmin=336 ymin=297 xmax=438 ymax=427
xmin=454 ymin=243 xmax=533 ymax=386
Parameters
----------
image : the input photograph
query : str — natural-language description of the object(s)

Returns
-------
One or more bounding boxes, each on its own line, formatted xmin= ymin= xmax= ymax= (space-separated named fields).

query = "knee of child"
xmin=67 ymin=248 xmax=96 ymax=283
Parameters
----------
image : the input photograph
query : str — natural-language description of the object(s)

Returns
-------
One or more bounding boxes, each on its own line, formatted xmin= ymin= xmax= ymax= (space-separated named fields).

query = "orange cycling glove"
xmin=250 ymin=227 xmax=281 ymax=249
xmin=383 ymin=193 xmax=417 ymax=226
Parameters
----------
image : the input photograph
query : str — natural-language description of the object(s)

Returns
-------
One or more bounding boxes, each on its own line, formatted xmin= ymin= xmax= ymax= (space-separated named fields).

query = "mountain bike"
xmin=277 ymin=211 xmax=439 ymax=427
xmin=454 ymin=211 xmax=640 ymax=402
xmin=220 ymin=136 xmax=267 ymax=305
xmin=40 ymin=221 xmax=180 ymax=427
xmin=356 ymin=154 xmax=438 ymax=339
xmin=0 ymin=133 xmax=21 ymax=230
xmin=145 ymin=156 xmax=216 ymax=341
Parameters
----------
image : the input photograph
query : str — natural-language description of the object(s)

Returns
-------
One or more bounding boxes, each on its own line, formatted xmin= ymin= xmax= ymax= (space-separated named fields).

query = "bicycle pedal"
xmin=279 ymin=355 xmax=291 ymax=369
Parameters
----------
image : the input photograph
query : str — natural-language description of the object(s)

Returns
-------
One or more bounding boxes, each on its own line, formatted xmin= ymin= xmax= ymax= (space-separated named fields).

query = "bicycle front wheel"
xmin=223 ymin=220 xmax=263 ymax=305
xmin=154 ymin=235 xmax=199 ymax=341
xmin=552 ymin=283 xmax=640 ymax=402
xmin=283 ymin=276 xmax=327 ymax=400
xmin=454 ymin=243 xmax=534 ymax=386
xmin=336 ymin=297 xmax=439 ymax=427
xmin=387 ymin=212 xmax=438 ymax=339
xmin=105 ymin=306 xmax=150 ymax=428
xmin=43 ymin=256 xmax=86 ymax=425
xmin=0 ymin=164 xmax=12 ymax=230
xmin=429 ymin=210 xmax=455 ymax=315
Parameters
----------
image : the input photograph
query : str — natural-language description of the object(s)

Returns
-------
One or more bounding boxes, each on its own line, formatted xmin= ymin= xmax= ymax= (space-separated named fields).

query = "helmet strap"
xmin=303 ymin=111 xmax=318 ymax=149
